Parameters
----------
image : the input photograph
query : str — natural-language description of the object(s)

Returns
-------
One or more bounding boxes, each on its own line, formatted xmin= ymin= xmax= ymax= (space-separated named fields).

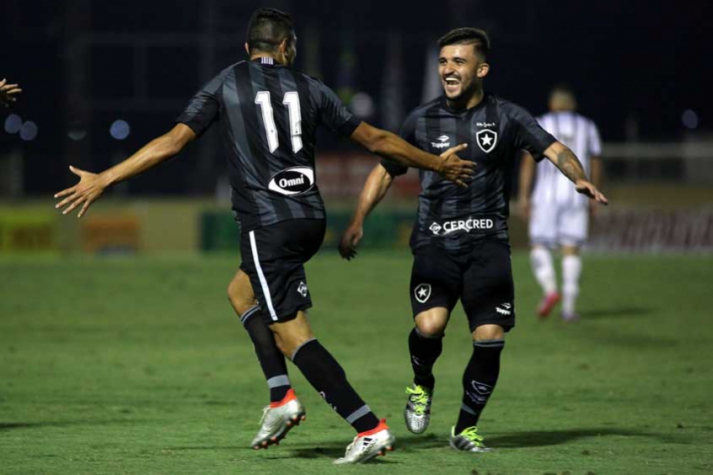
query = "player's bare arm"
xmin=54 ymin=124 xmax=197 ymax=217
xmin=544 ymin=141 xmax=608 ymax=205
xmin=339 ymin=164 xmax=394 ymax=260
xmin=589 ymin=155 xmax=603 ymax=216
xmin=0 ymin=78 xmax=22 ymax=107
xmin=350 ymin=122 xmax=474 ymax=187
xmin=518 ymin=151 xmax=536 ymax=219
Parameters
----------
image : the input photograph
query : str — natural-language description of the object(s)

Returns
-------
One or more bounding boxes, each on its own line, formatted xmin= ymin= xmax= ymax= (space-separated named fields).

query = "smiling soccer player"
xmin=340 ymin=27 xmax=607 ymax=453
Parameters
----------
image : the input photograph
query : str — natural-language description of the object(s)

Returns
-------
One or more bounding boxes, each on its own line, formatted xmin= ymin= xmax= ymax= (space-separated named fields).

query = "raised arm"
xmin=350 ymin=122 xmax=473 ymax=187
xmin=339 ymin=164 xmax=394 ymax=260
xmin=54 ymin=124 xmax=197 ymax=217
xmin=543 ymin=141 xmax=608 ymax=205
xmin=517 ymin=151 xmax=536 ymax=219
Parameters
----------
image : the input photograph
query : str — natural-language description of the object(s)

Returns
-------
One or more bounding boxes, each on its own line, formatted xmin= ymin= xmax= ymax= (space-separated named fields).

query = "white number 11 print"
xmin=255 ymin=91 xmax=303 ymax=153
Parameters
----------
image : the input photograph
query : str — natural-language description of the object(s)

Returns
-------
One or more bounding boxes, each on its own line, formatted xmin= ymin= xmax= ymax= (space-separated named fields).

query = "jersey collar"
xmin=251 ymin=56 xmax=277 ymax=65
xmin=441 ymin=92 xmax=490 ymax=116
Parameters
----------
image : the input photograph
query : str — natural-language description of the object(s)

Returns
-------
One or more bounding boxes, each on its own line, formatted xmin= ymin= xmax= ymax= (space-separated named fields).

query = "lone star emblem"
xmin=414 ymin=283 xmax=432 ymax=304
xmin=476 ymin=129 xmax=498 ymax=153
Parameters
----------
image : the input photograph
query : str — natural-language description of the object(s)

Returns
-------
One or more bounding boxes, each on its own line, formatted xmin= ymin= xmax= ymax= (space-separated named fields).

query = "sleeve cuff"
xmin=532 ymin=137 xmax=557 ymax=162
xmin=380 ymin=158 xmax=408 ymax=177
xmin=336 ymin=116 xmax=362 ymax=138
xmin=175 ymin=115 xmax=206 ymax=137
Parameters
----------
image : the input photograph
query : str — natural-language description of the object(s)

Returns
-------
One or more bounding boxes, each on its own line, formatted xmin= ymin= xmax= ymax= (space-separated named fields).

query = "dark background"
xmin=2 ymin=0 xmax=710 ymax=195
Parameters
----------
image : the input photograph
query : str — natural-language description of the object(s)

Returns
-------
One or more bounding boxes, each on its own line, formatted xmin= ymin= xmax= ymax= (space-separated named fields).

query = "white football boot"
xmin=333 ymin=419 xmax=396 ymax=464
xmin=250 ymin=389 xmax=306 ymax=450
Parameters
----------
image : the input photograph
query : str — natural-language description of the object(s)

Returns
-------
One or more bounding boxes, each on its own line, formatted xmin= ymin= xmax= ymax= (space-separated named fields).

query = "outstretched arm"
xmin=350 ymin=122 xmax=473 ymax=187
xmin=543 ymin=141 xmax=608 ymax=205
xmin=339 ymin=164 xmax=394 ymax=260
xmin=518 ymin=151 xmax=536 ymax=219
xmin=54 ymin=124 xmax=197 ymax=217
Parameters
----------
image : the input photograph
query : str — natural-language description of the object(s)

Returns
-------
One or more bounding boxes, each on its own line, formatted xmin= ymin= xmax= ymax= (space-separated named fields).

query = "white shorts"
xmin=529 ymin=204 xmax=588 ymax=248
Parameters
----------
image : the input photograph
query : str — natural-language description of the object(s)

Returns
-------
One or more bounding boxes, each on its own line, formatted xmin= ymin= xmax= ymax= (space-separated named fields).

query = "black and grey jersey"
xmin=382 ymin=93 xmax=556 ymax=251
xmin=177 ymin=57 xmax=360 ymax=232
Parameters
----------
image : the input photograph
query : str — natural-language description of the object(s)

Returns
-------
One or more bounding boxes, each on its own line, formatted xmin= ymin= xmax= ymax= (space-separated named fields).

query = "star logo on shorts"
xmin=476 ymin=129 xmax=498 ymax=153
xmin=297 ymin=281 xmax=308 ymax=298
xmin=414 ymin=283 xmax=431 ymax=304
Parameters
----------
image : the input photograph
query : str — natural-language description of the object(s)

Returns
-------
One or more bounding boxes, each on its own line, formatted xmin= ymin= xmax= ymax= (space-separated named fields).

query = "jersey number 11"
xmin=255 ymin=91 xmax=303 ymax=154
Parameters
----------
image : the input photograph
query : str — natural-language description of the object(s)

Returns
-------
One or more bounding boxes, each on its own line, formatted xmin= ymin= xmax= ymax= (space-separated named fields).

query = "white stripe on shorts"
xmin=249 ymin=230 xmax=278 ymax=321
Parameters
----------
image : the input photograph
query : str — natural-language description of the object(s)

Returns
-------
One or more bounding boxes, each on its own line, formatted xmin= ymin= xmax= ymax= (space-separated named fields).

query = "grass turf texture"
xmin=1 ymin=252 xmax=711 ymax=475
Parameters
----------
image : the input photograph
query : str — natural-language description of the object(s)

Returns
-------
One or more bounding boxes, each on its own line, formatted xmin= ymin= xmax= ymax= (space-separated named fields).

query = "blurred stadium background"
xmin=1 ymin=0 xmax=711 ymax=253
xmin=1 ymin=1 xmax=712 ymax=474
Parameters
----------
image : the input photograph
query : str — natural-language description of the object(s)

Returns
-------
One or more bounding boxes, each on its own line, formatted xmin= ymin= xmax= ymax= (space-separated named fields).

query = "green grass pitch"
xmin=1 ymin=252 xmax=711 ymax=475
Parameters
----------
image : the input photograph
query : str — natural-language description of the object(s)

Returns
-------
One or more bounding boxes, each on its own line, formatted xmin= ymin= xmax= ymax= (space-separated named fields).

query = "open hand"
xmin=54 ymin=166 xmax=108 ymax=218
xmin=575 ymin=179 xmax=608 ymax=205
xmin=438 ymin=144 xmax=475 ymax=187
xmin=0 ymin=78 xmax=22 ymax=107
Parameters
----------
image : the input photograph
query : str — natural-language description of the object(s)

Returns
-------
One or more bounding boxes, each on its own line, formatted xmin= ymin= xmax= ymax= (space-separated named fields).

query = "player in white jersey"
xmin=518 ymin=85 xmax=603 ymax=321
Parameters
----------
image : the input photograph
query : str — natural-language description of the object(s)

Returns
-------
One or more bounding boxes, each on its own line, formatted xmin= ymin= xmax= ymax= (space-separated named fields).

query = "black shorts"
xmin=409 ymin=239 xmax=516 ymax=332
xmin=240 ymin=219 xmax=326 ymax=324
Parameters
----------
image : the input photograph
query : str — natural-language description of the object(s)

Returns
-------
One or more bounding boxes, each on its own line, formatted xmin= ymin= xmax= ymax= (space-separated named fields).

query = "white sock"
xmin=562 ymin=255 xmax=582 ymax=315
xmin=530 ymin=247 xmax=557 ymax=295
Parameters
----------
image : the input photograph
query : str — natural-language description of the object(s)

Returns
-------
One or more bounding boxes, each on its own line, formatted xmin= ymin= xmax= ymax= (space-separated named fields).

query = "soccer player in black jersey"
xmin=53 ymin=9 xmax=474 ymax=464
xmin=340 ymin=27 xmax=607 ymax=453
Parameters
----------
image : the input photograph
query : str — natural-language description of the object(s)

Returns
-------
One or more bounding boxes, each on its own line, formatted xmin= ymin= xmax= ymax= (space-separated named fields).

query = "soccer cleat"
xmin=449 ymin=426 xmax=492 ymax=453
xmin=250 ymin=389 xmax=306 ymax=450
xmin=333 ymin=419 xmax=395 ymax=464
xmin=404 ymin=384 xmax=433 ymax=434
xmin=562 ymin=311 xmax=580 ymax=322
xmin=537 ymin=291 xmax=561 ymax=318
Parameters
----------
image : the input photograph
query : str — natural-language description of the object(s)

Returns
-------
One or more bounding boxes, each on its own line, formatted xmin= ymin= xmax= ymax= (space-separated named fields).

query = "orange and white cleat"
xmin=250 ymin=389 xmax=306 ymax=450
xmin=333 ymin=419 xmax=396 ymax=464
xmin=537 ymin=291 xmax=561 ymax=319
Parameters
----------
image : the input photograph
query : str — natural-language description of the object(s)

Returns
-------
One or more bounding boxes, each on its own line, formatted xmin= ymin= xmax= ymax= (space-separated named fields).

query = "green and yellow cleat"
xmin=404 ymin=385 xmax=433 ymax=434
xmin=449 ymin=426 xmax=492 ymax=453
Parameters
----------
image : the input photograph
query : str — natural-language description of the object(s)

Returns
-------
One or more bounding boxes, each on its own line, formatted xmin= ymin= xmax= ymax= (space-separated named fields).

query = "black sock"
xmin=409 ymin=327 xmax=443 ymax=390
xmin=241 ymin=306 xmax=291 ymax=403
xmin=455 ymin=339 xmax=505 ymax=434
xmin=292 ymin=339 xmax=380 ymax=433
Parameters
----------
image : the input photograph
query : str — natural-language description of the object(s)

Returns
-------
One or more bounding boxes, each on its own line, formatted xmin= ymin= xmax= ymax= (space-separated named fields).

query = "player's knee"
xmin=415 ymin=317 xmax=447 ymax=338
xmin=227 ymin=279 xmax=252 ymax=314
xmin=472 ymin=324 xmax=505 ymax=342
xmin=272 ymin=333 xmax=290 ymax=357
xmin=562 ymin=245 xmax=580 ymax=256
xmin=270 ymin=312 xmax=315 ymax=359
xmin=226 ymin=279 xmax=239 ymax=304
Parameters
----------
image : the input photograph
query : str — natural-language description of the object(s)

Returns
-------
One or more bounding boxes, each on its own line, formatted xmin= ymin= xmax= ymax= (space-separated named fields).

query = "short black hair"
xmin=437 ymin=28 xmax=490 ymax=61
xmin=246 ymin=8 xmax=295 ymax=54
